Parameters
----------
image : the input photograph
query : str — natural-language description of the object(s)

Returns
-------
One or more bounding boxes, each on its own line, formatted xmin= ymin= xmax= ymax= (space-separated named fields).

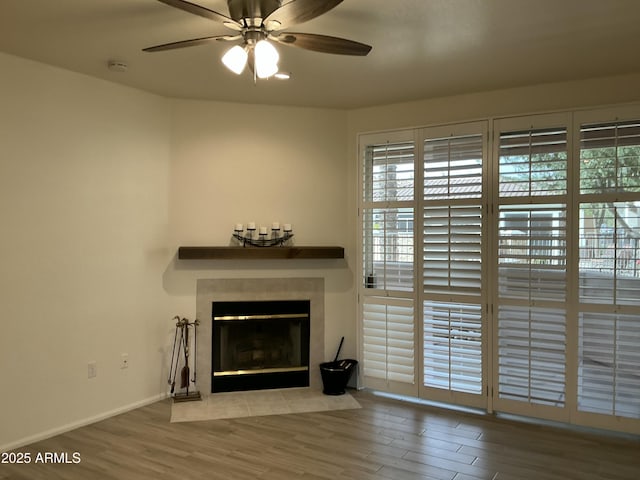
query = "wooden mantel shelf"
xmin=178 ymin=246 xmax=344 ymax=260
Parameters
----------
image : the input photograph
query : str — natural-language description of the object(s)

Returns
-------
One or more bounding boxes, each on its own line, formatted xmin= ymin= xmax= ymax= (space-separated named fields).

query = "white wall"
xmin=346 ymin=73 xmax=640 ymax=135
xmin=163 ymin=99 xmax=355 ymax=363
xmin=0 ymin=53 xmax=172 ymax=450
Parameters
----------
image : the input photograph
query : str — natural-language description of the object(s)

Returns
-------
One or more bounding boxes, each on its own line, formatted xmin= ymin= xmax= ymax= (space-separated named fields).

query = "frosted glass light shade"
xmin=255 ymin=40 xmax=279 ymax=78
xmin=222 ymin=45 xmax=248 ymax=74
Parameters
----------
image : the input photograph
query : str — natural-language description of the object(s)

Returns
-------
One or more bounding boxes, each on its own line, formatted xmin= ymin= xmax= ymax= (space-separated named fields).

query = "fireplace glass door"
xmin=212 ymin=300 xmax=310 ymax=392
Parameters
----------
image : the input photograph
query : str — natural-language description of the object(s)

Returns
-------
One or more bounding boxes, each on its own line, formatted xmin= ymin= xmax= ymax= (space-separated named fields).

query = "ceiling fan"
xmin=143 ymin=0 xmax=372 ymax=79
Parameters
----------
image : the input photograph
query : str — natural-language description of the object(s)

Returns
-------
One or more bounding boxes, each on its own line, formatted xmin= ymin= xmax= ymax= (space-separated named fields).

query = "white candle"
xmin=283 ymin=223 xmax=292 ymax=232
xmin=247 ymin=222 xmax=256 ymax=230
xmin=234 ymin=223 xmax=243 ymax=232
xmin=259 ymin=226 xmax=268 ymax=235
xmin=272 ymin=222 xmax=280 ymax=230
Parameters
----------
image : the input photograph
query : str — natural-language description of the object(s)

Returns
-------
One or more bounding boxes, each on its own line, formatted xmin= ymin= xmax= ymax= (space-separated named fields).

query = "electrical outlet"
xmin=120 ymin=353 xmax=129 ymax=369
xmin=88 ymin=361 xmax=97 ymax=378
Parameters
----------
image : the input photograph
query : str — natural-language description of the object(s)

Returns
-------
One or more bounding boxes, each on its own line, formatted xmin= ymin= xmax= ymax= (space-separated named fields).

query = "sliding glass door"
xmin=359 ymin=106 xmax=640 ymax=433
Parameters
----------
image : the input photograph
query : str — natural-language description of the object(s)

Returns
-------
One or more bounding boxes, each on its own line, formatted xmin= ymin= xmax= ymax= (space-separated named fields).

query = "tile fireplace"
xmin=195 ymin=278 xmax=324 ymax=394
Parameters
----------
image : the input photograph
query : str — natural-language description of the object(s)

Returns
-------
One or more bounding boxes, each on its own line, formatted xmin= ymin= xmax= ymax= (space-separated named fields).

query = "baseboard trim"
xmin=0 ymin=392 xmax=169 ymax=453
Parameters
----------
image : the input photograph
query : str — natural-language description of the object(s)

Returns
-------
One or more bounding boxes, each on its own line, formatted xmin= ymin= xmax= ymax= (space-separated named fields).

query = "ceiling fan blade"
xmin=264 ymin=0 xmax=343 ymax=30
xmin=156 ymin=0 xmax=243 ymax=30
xmin=143 ymin=35 xmax=233 ymax=52
xmin=274 ymin=32 xmax=372 ymax=56
xmin=216 ymin=35 xmax=244 ymax=42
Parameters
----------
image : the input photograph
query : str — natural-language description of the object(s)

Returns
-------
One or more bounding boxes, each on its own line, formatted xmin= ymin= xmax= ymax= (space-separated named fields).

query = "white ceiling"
xmin=1 ymin=0 xmax=640 ymax=109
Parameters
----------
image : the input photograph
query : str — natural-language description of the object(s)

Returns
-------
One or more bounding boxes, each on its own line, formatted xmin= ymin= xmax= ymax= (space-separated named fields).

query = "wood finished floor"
xmin=1 ymin=390 xmax=639 ymax=480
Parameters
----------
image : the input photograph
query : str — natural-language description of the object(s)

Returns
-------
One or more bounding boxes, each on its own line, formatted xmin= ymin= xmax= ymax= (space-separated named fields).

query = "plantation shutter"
xmin=498 ymin=306 xmax=567 ymax=405
xmin=423 ymin=301 xmax=482 ymax=394
xmin=423 ymin=205 xmax=482 ymax=295
xmin=498 ymin=128 xmax=567 ymax=197
xmin=580 ymin=120 xmax=640 ymax=194
xmin=362 ymin=297 xmax=415 ymax=384
xmin=359 ymin=108 xmax=640 ymax=433
xmin=363 ymin=141 xmax=414 ymax=202
xmin=495 ymin=120 xmax=569 ymax=413
xmin=577 ymin=118 xmax=640 ymax=420
xmin=498 ymin=205 xmax=567 ymax=302
xmin=421 ymin=127 xmax=486 ymax=403
xmin=362 ymin=138 xmax=415 ymax=291
xmin=362 ymin=207 xmax=414 ymax=291
xmin=360 ymin=133 xmax=417 ymax=395
xmin=578 ymin=312 xmax=640 ymax=418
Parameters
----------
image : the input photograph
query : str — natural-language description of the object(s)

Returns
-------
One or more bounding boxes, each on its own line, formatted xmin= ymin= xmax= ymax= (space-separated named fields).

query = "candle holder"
xmin=233 ymin=224 xmax=293 ymax=247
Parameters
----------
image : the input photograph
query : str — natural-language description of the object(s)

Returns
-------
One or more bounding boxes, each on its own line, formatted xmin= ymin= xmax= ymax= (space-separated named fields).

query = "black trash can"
xmin=319 ymin=359 xmax=358 ymax=395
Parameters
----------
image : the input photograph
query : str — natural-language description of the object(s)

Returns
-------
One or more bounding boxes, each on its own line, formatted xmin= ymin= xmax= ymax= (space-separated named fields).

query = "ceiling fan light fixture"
xmin=143 ymin=0 xmax=373 ymax=81
xmin=222 ymin=45 xmax=248 ymax=74
xmin=254 ymin=39 xmax=279 ymax=78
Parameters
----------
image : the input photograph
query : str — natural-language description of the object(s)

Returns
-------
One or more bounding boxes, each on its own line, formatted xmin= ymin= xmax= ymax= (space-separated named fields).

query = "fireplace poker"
xmin=168 ymin=316 xmax=183 ymax=394
xmin=180 ymin=318 xmax=190 ymax=393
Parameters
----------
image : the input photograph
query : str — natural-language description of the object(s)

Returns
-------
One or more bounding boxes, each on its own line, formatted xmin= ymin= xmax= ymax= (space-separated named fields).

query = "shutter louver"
xmin=423 ymin=301 xmax=482 ymax=394
xmin=498 ymin=205 xmax=567 ymax=302
xmin=423 ymin=205 xmax=482 ymax=295
xmin=578 ymin=312 xmax=640 ymax=418
xmin=364 ymin=142 xmax=414 ymax=203
xmin=579 ymin=202 xmax=640 ymax=305
xmin=499 ymin=128 xmax=567 ymax=197
xmin=363 ymin=207 xmax=414 ymax=292
xmin=498 ymin=306 xmax=566 ymax=406
xmin=580 ymin=121 xmax=640 ymax=194
xmin=362 ymin=297 xmax=415 ymax=384
xmin=424 ymin=135 xmax=483 ymax=201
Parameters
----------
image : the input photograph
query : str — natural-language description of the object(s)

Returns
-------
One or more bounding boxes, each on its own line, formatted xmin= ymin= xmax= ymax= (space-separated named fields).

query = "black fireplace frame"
xmin=211 ymin=300 xmax=311 ymax=393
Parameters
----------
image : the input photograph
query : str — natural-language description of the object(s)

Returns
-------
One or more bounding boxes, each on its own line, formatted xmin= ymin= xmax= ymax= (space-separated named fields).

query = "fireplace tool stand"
xmin=169 ymin=316 xmax=202 ymax=402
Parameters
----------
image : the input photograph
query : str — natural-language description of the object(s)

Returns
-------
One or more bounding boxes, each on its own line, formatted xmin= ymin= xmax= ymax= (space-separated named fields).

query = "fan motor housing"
xmin=228 ymin=0 xmax=281 ymax=21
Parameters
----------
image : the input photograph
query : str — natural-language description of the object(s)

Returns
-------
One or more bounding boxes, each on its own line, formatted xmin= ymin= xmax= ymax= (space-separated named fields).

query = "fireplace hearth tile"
xmin=247 ymin=402 xmax=292 ymax=416
xmin=284 ymin=398 xmax=328 ymax=413
xmin=170 ymin=387 xmax=360 ymax=423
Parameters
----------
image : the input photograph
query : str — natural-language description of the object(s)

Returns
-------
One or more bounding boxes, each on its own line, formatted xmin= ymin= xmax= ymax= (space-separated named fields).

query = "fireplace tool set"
xmin=169 ymin=316 xmax=201 ymax=402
